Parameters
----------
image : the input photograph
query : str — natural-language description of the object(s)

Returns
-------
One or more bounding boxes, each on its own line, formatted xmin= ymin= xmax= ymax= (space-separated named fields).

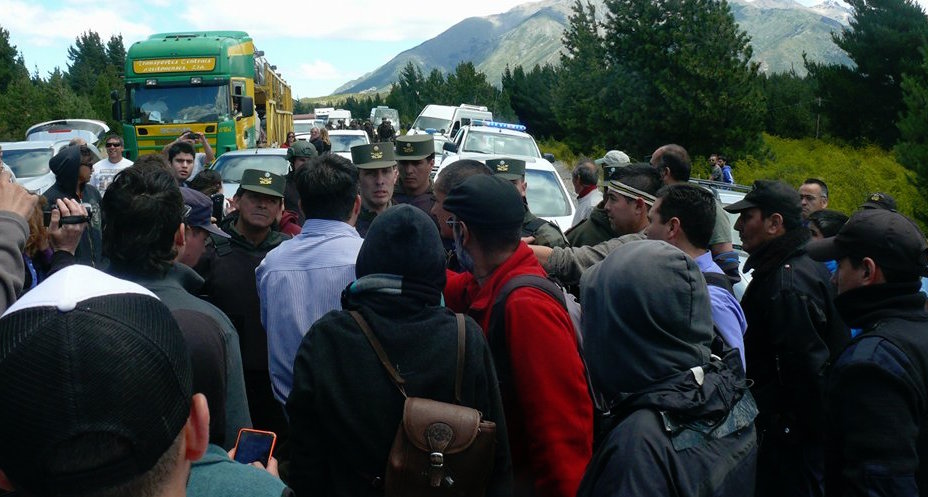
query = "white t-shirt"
xmin=90 ymin=157 xmax=133 ymax=194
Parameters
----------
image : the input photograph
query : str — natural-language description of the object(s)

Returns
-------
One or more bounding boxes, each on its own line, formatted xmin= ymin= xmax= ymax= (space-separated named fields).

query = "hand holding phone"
xmin=232 ymin=428 xmax=277 ymax=467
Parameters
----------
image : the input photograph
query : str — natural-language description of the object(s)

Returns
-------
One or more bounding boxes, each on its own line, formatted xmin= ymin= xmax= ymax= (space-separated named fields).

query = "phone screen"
xmin=233 ymin=429 xmax=276 ymax=466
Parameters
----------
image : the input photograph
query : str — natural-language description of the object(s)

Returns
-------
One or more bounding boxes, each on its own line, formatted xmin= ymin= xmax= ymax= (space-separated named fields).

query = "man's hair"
xmin=102 ymin=166 xmax=184 ymax=276
xmin=808 ymin=209 xmax=848 ymax=238
xmin=167 ymin=141 xmax=195 ymax=162
xmin=656 ymin=144 xmax=692 ymax=182
xmin=296 ymin=154 xmax=358 ymax=221
xmin=572 ymin=159 xmax=598 ymax=186
xmin=105 ymin=134 xmax=124 ymax=146
xmin=655 ymin=184 xmax=717 ymax=249
xmin=188 ymin=169 xmax=223 ymax=196
xmin=79 ymin=145 xmax=95 ymax=167
xmin=434 ymin=159 xmax=491 ymax=194
xmin=399 ymin=153 xmax=435 ymax=165
xmin=614 ymin=163 xmax=663 ymax=197
xmin=43 ymin=431 xmax=183 ymax=497
xmin=133 ymin=153 xmax=172 ymax=174
xmin=802 ymin=178 xmax=829 ymax=199
xmin=848 ymin=255 xmax=919 ymax=284
xmin=760 ymin=206 xmax=802 ymax=231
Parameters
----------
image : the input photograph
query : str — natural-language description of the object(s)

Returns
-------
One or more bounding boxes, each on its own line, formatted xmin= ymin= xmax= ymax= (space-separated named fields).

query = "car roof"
xmin=462 ymin=124 xmax=531 ymax=138
xmin=213 ymin=148 xmax=287 ymax=157
xmin=329 ymin=130 xmax=368 ymax=136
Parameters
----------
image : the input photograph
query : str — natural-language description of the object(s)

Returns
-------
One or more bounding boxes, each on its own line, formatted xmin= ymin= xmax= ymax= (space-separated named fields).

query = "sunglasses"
xmin=105 ymin=143 xmax=121 ymax=148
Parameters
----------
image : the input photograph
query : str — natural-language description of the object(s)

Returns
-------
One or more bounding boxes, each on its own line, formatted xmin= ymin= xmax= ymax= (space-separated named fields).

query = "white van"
xmin=409 ymin=104 xmax=493 ymax=139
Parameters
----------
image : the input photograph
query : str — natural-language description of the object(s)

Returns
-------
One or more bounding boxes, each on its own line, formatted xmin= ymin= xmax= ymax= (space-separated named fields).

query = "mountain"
xmin=332 ymin=0 xmax=853 ymax=95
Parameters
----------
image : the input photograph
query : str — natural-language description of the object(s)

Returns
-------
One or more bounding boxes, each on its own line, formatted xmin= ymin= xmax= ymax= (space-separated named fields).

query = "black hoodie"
xmin=578 ymin=240 xmax=757 ymax=497
xmin=42 ymin=146 xmax=103 ymax=266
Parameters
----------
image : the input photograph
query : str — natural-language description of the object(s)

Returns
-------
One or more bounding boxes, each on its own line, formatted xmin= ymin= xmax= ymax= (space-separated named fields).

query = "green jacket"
xmin=523 ymin=209 xmax=569 ymax=249
xmin=565 ymin=206 xmax=617 ymax=248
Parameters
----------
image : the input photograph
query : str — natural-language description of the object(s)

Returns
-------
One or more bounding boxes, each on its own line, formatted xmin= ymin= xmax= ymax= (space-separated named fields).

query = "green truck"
xmin=116 ymin=31 xmax=293 ymax=160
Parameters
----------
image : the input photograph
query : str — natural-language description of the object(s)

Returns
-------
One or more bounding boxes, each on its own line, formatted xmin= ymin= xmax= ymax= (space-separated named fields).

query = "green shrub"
xmin=736 ymin=134 xmax=927 ymax=231
xmin=538 ymin=138 xmax=606 ymax=171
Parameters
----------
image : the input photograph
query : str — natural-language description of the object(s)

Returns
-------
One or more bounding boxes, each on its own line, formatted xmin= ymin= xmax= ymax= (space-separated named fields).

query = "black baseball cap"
xmin=724 ymin=179 xmax=802 ymax=225
xmin=0 ymin=265 xmax=193 ymax=495
xmin=859 ymin=191 xmax=897 ymax=211
xmin=807 ymin=209 xmax=928 ymax=277
xmin=443 ymin=175 xmax=524 ymax=228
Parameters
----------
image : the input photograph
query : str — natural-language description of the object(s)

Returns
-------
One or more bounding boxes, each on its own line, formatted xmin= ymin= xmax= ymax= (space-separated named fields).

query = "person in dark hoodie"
xmin=286 ymin=204 xmax=512 ymax=497
xmin=577 ymin=240 xmax=758 ymax=497
xmin=42 ymin=145 xmax=103 ymax=266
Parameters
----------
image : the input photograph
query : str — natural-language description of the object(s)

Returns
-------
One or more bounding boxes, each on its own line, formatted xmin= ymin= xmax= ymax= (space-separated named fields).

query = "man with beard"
xmin=351 ymin=143 xmax=398 ymax=237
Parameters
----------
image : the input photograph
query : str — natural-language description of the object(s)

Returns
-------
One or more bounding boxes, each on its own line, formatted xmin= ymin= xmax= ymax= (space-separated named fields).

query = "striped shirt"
xmin=256 ymin=218 xmax=363 ymax=404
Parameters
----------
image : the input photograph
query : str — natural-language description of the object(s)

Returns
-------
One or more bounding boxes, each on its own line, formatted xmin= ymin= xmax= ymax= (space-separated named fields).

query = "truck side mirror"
xmin=110 ymin=90 xmax=122 ymax=122
xmin=543 ymin=153 xmax=555 ymax=163
xmin=240 ymin=96 xmax=255 ymax=118
xmin=443 ymin=141 xmax=458 ymax=153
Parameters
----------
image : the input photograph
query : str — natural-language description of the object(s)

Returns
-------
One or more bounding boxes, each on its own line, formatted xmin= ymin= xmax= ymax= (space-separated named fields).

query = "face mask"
xmin=454 ymin=228 xmax=476 ymax=274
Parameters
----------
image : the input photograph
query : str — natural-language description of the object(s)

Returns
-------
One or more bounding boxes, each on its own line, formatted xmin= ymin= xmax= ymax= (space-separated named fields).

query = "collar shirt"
xmin=695 ymin=251 xmax=748 ymax=369
xmin=256 ymin=218 xmax=364 ymax=404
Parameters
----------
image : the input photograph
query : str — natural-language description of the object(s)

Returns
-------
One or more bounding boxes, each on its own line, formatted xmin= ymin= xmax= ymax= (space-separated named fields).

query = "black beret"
xmin=443 ymin=175 xmax=524 ymax=228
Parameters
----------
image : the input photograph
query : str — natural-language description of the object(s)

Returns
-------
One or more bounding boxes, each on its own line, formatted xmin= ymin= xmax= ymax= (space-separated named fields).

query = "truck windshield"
xmin=412 ymin=116 xmax=452 ymax=133
xmin=129 ymin=84 xmax=231 ymax=124
xmin=462 ymin=131 xmax=540 ymax=158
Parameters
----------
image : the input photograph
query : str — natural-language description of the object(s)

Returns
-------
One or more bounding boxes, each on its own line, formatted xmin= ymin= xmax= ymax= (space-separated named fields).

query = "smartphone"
xmin=42 ymin=209 xmax=53 ymax=227
xmin=210 ymin=193 xmax=224 ymax=222
xmin=232 ymin=428 xmax=277 ymax=466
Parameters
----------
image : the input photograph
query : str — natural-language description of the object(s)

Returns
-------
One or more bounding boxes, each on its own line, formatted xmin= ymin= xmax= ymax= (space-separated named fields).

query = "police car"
xmin=435 ymin=120 xmax=576 ymax=231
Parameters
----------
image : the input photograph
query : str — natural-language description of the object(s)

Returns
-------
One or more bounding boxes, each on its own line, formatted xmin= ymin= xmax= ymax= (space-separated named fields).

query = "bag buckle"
xmin=429 ymin=452 xmax=446 ymax=487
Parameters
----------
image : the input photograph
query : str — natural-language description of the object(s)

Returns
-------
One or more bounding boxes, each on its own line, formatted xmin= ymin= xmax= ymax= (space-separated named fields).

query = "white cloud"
xmin=0 ymin=0 xmax=154 ymax=46
xmin=296 ymin=61 xmax=343 ymax=80
xmin=177 ymin=0 xmax=533 ymax=41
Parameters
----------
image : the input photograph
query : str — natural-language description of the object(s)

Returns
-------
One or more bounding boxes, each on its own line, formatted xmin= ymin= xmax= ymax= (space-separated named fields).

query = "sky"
xmin=4 ymin=0 xmax=925 ymax=99
xmin=2 ymin=0 xmax=534 ymax=98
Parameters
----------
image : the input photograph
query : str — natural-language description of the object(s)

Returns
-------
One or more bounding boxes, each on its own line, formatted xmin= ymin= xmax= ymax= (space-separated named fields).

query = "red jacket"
xmin=445 ymin=242 xmax=593 ymax=497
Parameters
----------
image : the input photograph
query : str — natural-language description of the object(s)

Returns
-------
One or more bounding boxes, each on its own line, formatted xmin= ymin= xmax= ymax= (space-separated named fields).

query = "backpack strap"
xmin=350 ymin=310 xmax=407 ymax=398
xmin=703 ymin=271 xmax=735 ymax=296
xmin=455 ymin=313 xmax=465 ymax=405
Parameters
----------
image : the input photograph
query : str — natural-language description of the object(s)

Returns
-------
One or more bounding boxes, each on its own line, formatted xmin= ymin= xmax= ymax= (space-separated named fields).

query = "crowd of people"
xmin=0 ymin=131 xmax=927 ymax=497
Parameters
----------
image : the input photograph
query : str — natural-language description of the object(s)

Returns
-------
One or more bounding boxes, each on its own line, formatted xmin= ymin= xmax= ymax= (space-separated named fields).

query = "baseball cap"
xmin=395 ymin=134 xmax=434 ymax=161
xmin=240 ymin=168 xmax=285 ymax=198
xmin=807 ymin=209 xmax=928 ymax=277
xmin=724 ymin=179 xmax=802 ymax=224
xmin=181 ymin=187 xmax=230 ymax=238
xmin=0 ymin=265 xmax=193 ymax=495
xmin=352 ymin=142 xmax=396 ymax=169
xmin=443 ymin=175 xmax=524 ymax=228
xmin=595 ymin=150 xmax=631 ymax=168
xmin=487 ymin=158 xmax=526 ymax=181
xmin=287 ymin=140 xmax=318 ymax=161
xmin=859 ymin=191 xmax=897 ymax=211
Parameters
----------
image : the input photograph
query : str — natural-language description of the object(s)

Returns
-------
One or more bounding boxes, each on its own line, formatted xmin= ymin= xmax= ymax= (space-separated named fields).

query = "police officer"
xmin=377 ymin=117 xmax=396 ymax=142
xmin=195 ymin=168 xmax=292 ymax=443
xmin=488 ymin=157 xmax=568 ymax=249
xmin=565 ymin=163 xmax=623 ymax=248
xmin=351 ymin=142 xmax=398 ymax=237
xmin=393 ymin=134 xmax=436 ymax=216
xmin=284 ymin=140 xmax=318 ymax=225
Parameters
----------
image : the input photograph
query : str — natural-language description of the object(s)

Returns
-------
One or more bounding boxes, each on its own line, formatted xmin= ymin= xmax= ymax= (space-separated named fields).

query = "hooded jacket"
xmin=578 ymin=240 xmax=758 ymax=497
xmin=42 ymin=146 xmax=102 ymax=266
xmin=287 ymin=205 xmax=512 ymax=497
xmin=824 ymin=282 xmax=928 ymax=497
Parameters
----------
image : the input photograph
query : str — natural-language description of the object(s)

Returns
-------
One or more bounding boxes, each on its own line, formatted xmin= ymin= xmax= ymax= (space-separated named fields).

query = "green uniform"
xmin=565 ymin=206 xmax=617 ymax=248
xmin=523 ymin=208 xmax=568 ymax=249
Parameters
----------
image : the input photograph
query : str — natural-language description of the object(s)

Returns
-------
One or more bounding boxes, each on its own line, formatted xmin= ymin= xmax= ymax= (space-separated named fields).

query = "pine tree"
xmin=807 ymin=0 xmax=928 ymax=147
xmin=603 ymin=0 xmax=765 ymax=157
xmin=0 ymin=26 xmax=27 ymax=93
xmin=895 ymin=48 xmax=928 ymax=182
xmin=66 ymin=31 xmax=109 ymax=95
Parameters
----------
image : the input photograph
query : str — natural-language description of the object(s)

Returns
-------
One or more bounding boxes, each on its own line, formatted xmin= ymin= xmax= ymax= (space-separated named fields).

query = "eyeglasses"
xmin=105 ymin=143 xmax=121 ymax=148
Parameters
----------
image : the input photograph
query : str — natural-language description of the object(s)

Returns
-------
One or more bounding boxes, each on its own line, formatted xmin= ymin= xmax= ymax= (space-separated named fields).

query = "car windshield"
xmin=526 ymin=169 xmax=571 ymax=217
xmin=294 ymin=122 xmax=314 ymax=134
xmin=412 ymin=116 xmax=452 ymax=132
xmin=129 ymin=84 xmax=231 ymax=124
xmin=210 ymin=155 xmax=289 ymax=183
xmin=330 ymin=134 xmax=369 ymax=153
xmin=462 ymin=131 xmax=540 ymax=158
xmin=3 ymin=148 xmax=52 ymax=178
